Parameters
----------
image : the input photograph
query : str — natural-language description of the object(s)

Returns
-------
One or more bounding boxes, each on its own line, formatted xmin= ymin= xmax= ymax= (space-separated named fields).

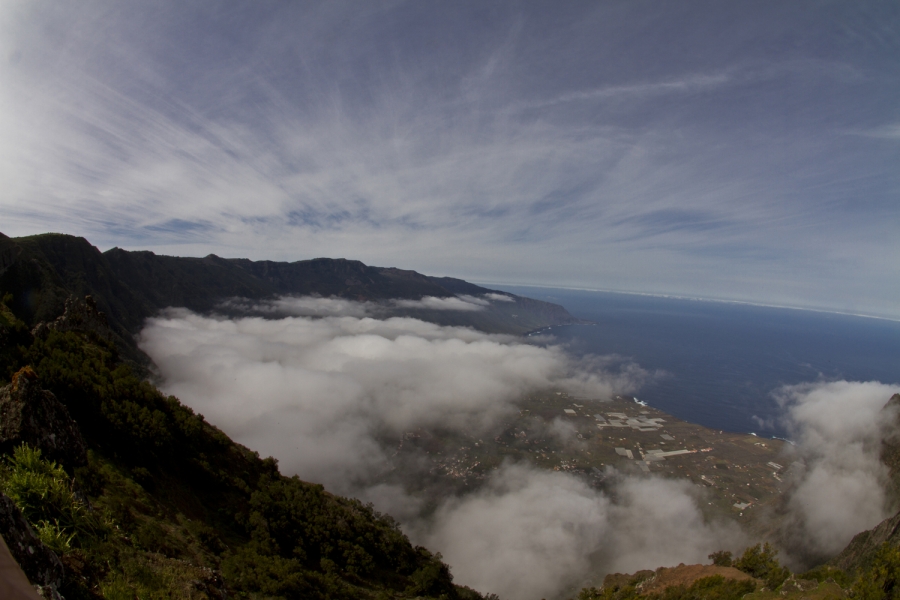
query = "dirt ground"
xmin=635 ymin=563 xmax=755 ymax=594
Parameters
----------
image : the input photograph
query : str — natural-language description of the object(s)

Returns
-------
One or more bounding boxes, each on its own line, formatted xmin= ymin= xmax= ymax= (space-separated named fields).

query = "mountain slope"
xmin=0 ymin=289 xmax=484 ymax=599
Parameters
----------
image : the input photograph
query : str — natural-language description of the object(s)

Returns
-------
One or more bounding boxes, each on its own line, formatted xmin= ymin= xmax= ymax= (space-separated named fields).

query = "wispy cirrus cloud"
xmin=1 ymin=1 xmax=899 ymax=317
xmin=846 ymin=123 xmax=900 ymax=140
xmin=515 ymin=72 xmax=732 ymax=110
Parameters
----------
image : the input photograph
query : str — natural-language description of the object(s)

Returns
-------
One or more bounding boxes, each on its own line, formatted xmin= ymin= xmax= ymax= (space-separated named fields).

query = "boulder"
xmin=0 ymin=367 xmax=87 ymax=469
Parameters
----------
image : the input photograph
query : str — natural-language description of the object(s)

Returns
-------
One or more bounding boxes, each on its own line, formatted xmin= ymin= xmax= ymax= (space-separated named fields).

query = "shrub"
xmin=733 ymin=543 xmax=789 ymax=589
xmin=799 ymin=564 xmax=850 ymax=587
xmin=0 ymin=444 xmax=108 ymax=551
xmin=853 ymin=543 xmax=900 ymax=600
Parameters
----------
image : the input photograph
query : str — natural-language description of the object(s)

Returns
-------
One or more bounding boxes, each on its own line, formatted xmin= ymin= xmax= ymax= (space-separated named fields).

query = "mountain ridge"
xmin=0 ymin=232 xmax=579 ymax=365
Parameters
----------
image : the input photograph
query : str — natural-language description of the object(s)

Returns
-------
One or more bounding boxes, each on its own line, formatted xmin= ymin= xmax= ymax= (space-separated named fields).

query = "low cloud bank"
xmin=138 ymin=300 xmax=900 ymax=598
xmin=139 ymin=301 xmax=644 ymax=492
xmin=393 ymin=294 xmax=490 ymax=311
xmin=776 ymin=381 xmax=900 ymax=561
xmin=421 ymin=465 xmax=743 ymax=600
xmin=140 ymin=299 xmax=746 ymax=599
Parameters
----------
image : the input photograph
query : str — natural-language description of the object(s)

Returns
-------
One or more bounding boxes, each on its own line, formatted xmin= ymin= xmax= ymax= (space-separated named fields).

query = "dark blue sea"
xmin=492 ymin=286 xmax=900 ymax=438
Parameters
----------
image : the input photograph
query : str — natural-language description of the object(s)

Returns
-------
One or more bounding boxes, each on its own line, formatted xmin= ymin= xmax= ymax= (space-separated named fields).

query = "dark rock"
xmin=0 ymin=492 xmax=64 ymax=597
xmin=0 ymin=367 xmax=87 ymax=469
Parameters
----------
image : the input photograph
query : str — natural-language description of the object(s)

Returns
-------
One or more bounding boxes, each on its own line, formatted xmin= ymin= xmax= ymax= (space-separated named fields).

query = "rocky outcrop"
xmin=31 ymin=295 xmax=111 ymax=343
xmin=0 ymin=367 xmax=87 ymax=469
xmin=0 ymin=492 xmax=64 ymax=599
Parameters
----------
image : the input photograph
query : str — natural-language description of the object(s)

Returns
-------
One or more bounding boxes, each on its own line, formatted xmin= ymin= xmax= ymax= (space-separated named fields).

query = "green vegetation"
xmin=708 ymin=550 xmax=732 ymax=567
xmin=852 ymin=544 xmax=900 ymax=600
xmin=799 ymin=564 xmax=851 ymax=588
xmin=0 ymin=445 xmax=110 ymax=553
xmin=732 ymin=543 xmax=790 ymax=590
xmin=0 ymin=293 xmax=473 ymax=599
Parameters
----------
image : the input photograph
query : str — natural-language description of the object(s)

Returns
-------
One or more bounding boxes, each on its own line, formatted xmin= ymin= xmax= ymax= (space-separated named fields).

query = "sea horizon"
xmin=488 ymin=284 xmax=900 ymax=439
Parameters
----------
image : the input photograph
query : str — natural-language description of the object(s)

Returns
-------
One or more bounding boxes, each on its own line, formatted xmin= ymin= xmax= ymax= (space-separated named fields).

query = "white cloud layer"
xmin=137 ymin=302 xmax=754 ymax=599
xmin=139 ymin=302 xmax=645 ymax=490
xmin=393 ymin=295 xmax=490 ymax=311
xmin=138 ymin=301 xmax=900 ymax=597
xmin=421 ymin=465 xmax=743 ymax=599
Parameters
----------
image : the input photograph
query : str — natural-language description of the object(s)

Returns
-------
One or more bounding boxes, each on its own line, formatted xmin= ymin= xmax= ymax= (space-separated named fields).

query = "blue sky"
xmin=1 ymin=1 xmax=898 ymax=317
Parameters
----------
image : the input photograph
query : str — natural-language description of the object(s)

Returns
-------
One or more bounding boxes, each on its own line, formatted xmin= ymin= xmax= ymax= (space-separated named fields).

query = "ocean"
xmin=491 ymin=286 xmax=900 ymax=438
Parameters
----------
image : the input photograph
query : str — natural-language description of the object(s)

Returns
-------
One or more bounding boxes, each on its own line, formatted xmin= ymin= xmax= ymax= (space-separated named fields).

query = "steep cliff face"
xmin=830 ymin=394 xmax=900 ymax=574
xmin=831 ymin=510 xmax=900 ymax=574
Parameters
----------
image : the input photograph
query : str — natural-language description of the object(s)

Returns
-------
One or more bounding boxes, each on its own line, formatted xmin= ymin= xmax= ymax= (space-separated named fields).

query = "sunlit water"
xmin=491 ymin=286 xmax=900 ymax=438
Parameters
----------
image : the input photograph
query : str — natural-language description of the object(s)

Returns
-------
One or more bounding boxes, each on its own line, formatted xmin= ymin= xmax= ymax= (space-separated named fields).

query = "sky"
xmin=1 ymin=1 xmax=899 ymax=317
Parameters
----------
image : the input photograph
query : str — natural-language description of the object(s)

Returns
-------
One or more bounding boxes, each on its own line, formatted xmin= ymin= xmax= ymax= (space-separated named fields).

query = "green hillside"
xmin=0 ymin=291 xmax=486 ymax=599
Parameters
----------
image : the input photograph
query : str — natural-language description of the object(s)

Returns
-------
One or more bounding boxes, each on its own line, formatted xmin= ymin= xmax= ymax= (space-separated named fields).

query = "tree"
xmin=733 ymin=543 xmax=789 ymax=589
